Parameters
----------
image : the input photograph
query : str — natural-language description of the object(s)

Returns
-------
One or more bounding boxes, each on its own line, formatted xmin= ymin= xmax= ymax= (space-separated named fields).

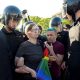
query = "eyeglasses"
xmin=31 ymin=28 xmax=40 ymax=32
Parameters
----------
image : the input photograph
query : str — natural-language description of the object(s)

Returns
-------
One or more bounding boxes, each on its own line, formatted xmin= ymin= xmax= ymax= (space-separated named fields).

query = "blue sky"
xmin=0 ymin=0 xmax=63 ymax=18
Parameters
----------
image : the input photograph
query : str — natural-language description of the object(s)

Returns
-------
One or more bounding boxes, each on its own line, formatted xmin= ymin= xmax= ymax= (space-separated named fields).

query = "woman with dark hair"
xmin=67 ymin=6 xmax=75 ymax=23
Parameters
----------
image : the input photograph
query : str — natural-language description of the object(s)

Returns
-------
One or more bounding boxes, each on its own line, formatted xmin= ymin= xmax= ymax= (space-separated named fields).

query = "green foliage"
xmin=30 ymin=16 xmax=41 ymax=23
xmin=30 ymin=16 xmax=51 ymax=30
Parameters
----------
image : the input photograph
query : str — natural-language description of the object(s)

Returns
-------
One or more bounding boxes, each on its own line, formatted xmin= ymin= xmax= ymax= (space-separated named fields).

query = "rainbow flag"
xmin=36 ymin=48 xmax=52 ymax=80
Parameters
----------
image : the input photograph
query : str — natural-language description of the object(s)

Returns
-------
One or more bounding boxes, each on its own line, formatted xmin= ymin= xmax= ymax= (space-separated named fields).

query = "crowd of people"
xmin=0 ymin=0 xmax=80 ymax=80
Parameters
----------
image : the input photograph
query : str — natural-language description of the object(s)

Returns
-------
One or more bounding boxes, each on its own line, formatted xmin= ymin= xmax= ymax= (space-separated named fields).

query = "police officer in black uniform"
xmin=0 ymin=31 xmax=13 ymax=80
xmin=1 ymin=5 xmax=26 ymax=80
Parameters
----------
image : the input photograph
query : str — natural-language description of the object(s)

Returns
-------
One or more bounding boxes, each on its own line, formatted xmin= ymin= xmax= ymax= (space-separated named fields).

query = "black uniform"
xmin=57 ymin=31 xmax=69 ymax=63
xmin=0 ymin=31 xmax=13 ymax=80
xmin=57 ymin=31 xmax=70 ymax=80
xmin=1 ymin=27 xmax=25 ymax=79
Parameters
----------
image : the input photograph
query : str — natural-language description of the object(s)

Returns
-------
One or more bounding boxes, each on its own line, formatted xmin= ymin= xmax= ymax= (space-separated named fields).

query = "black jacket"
xmin=0 ymin=31 xmax=13 ymax=80
xmin=57 ymin=31 xmax=70 ymax=62
xmin=1 ymin=28 xmax=25 ymax=60
xmin=1 ymin=28 xmax=26 ymax=80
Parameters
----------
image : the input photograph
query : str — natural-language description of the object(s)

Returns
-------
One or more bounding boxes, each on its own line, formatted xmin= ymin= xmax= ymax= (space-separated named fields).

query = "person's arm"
xmin=15 ymin=42 xmax=27 ymax=73
xmin=44 ymin=41 xmax=64 ymax=66
xmin=15 ymin=65 xmax=36 ymax=77
xmin=49 ymin=48 xmax=64 ymax=66
xmin=15 ymin=57 xmax=36 ymax=77
xmin=15 ymin=57 xmax=24 ymax=67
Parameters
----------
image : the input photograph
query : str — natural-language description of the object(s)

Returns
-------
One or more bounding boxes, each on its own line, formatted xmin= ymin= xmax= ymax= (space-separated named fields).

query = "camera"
xmin=22 ymin=10 xmax=27 ymax=14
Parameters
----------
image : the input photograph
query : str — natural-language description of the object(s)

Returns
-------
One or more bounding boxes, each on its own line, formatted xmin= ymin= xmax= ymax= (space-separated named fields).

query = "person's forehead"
xmin=32 ymin=25 xmax=39 ymax=29
xmin=47 ymin=31 xmax=56 ymax=34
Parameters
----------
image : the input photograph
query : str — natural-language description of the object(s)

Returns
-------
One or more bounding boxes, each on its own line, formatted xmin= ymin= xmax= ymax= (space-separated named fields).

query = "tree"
xmin=30 ymin=16 xmax=51 ymax=31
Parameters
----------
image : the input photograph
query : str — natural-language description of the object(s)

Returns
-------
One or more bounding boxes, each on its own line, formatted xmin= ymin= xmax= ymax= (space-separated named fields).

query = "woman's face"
xmin=27 ymin=25 xmax=40 ymax=39
xmin=75 ymin=10 xmax=80 ymax=20
xmin=66 ymin=13 xmax=72 ymax=21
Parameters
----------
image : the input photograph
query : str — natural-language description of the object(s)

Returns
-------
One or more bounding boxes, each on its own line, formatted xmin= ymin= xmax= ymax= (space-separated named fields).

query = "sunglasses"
xmin=31 ymin=28 xmax=40 ymax=32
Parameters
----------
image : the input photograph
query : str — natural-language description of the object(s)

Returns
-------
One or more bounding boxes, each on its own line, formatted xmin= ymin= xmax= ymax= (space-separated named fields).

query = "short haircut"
xmin=25 ymin=22 xmax=36 ymax=34
xmin=47 ymin=27 xmax=57 ymax=32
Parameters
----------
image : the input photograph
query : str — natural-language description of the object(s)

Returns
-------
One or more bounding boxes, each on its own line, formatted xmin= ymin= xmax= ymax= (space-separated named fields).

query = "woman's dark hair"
xmin=74 ymin=1 xmax=80 ymax=13
xmin=67 ymin=6 xmax=75 ymax=22
xmin=38 ymin=25 xmax=42 ymax=33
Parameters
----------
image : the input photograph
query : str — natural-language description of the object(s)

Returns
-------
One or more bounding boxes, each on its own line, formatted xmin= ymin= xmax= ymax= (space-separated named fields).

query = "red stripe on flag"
xmin=44 ymin=48 xmax=49 ymax=57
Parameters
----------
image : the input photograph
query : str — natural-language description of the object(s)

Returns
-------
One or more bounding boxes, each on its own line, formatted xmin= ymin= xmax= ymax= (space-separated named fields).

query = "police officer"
xmin=1 ymin=5 xmax=26 ymax=80
xmin=0 ymin=31 xmax=13 ymax=80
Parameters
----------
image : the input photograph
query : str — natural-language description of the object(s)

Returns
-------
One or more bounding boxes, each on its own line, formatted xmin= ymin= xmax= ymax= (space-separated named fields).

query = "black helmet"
xmin=66 ymin=0 xmax=80 ymax=21
xmin=67 ymin=0 xmax=79 ymax=7
xmin=62 ymin=0 xmax=80 ymax=17
xmin=67 ymin=0 xmax=80 ymax=13
xmin=2 ymin=5 xmax=22 ymax=25
xmin=49 ymin=17 xmax=61 ymax=27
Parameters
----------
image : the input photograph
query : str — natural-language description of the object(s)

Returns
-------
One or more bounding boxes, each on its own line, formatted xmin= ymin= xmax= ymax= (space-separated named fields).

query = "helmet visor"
xmin=7 ymin=14 xmax=22 ymax=22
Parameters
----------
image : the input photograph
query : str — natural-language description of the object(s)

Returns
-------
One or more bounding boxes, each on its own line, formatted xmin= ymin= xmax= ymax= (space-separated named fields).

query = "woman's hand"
xmin=15 ymin=65 xmax=36 ymax=78
xmin=30 ymin=69 xmax=37 ymax=78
